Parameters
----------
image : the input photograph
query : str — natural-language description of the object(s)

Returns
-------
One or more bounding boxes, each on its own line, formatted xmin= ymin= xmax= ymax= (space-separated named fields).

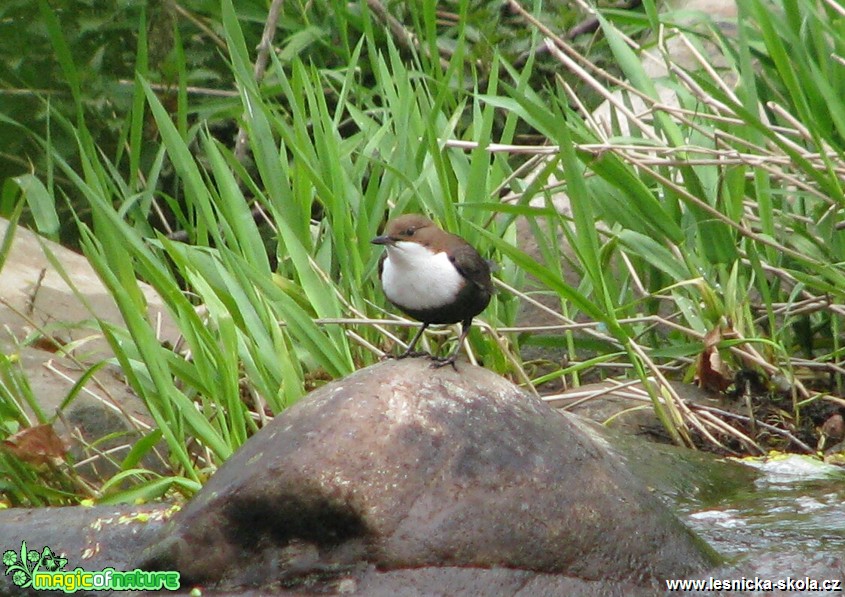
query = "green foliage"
xmin=1 ymin=0 xmax=844 ymax=504
xmin=499 ymin=0 xmax=845 ymax=447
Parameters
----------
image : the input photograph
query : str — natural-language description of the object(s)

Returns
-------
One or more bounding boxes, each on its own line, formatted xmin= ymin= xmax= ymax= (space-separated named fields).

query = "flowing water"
xmin=677 ymin=455 xmax=845 ymax=594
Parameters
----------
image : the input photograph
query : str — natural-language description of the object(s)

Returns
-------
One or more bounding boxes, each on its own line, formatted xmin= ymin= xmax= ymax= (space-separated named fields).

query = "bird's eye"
xmin=403 ymin=227 xmax=416 ymax=236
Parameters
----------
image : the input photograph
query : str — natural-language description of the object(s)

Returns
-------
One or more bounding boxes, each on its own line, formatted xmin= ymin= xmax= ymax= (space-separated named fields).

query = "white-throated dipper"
xmin=371 ymin=213 xmax=493 ymax=368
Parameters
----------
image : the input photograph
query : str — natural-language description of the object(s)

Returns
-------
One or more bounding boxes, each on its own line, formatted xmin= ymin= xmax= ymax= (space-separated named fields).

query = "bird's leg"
xmin=430 ymin=318 xmax=472 ymax=370
xmin=393 ymin=322 xmax=430 ymax=359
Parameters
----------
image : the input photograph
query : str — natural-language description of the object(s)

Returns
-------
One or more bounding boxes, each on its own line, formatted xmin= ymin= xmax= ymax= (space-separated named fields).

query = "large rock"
xmin=0 ymin=218 xmax=178 ymax=482
xmin=0 ymin=504 xmax=174 ymax=597
xmin=140 ymin=358 xmax=718 ymax=592
xmin=0 ymin=218 xmax=178 ymax=361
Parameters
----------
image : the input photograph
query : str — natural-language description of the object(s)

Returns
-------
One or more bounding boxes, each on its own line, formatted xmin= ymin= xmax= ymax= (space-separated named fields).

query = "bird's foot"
xmin=428 ymin=355 xmax=458 ymax=371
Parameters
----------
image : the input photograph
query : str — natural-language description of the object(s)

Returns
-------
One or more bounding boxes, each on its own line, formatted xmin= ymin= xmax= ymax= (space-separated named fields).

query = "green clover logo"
xmin=3 ymin=540 xmax=34 ymax=588
xmin=2 ymin=541 xmax=68 ymax=588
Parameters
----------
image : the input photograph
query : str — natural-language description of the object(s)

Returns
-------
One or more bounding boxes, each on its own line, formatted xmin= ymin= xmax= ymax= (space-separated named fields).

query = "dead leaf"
xmin=696 ymin=326 xmax=732 ymax=393
xmin=2 ymin=424 xmax=69 ymax=466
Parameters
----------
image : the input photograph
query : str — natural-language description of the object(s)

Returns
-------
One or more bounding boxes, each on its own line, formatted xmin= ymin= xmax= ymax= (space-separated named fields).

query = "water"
xmin=676 ymin=455 xmax=845 ymax=594
xmin=683 ymin=455 xmax=845 ymax=556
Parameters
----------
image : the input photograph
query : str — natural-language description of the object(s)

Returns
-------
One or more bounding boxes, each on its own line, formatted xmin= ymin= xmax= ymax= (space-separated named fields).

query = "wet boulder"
xmin=140 ymin=358 xmax=718 ymax=592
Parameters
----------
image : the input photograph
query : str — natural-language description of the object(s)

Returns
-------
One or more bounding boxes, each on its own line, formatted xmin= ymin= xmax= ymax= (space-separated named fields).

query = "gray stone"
xmin=0 ymin=217 xmax=175 ymax=482
xmin=0 ymin=504 xmax=174 ymax=597
xmin=0 ymin=218 xmax=178 ymax=361
xmin=139 ymin=358 xmax=718 ymax=591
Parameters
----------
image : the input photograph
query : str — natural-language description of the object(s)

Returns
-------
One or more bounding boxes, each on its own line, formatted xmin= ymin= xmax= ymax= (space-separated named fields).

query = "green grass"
xmin=1 ymin=0 xmax=844 ymax=505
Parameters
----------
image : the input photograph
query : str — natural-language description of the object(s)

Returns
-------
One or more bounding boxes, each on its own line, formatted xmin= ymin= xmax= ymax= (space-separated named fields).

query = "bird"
xmin=371 ymin=213 xmax=493 ymax=368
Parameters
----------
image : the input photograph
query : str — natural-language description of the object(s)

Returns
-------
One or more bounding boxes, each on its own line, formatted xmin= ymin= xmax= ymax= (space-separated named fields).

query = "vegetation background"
xmin=1 ymin=0 xmax=844 ymax=505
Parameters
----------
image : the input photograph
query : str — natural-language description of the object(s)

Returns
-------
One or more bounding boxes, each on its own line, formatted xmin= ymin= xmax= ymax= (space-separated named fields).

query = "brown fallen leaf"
xmin=2 ymin=423 xmax=69 ymax=466
xmin=696 ymin=326 xmax=732 ymax=393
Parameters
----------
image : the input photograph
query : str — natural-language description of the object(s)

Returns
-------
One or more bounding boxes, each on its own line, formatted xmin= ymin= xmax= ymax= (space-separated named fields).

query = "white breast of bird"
xmin=381 ymin=241 xmax=464 ymax=311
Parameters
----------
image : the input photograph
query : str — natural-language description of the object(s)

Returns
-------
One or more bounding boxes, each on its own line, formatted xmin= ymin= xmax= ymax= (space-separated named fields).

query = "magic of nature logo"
xmin=3 ymin=540 xmax=180 ymax=593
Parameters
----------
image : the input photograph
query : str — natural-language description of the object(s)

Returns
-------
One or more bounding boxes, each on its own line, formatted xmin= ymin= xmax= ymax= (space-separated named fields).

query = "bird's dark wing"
xmin=449 ymin=243 xmax=494 ymax=295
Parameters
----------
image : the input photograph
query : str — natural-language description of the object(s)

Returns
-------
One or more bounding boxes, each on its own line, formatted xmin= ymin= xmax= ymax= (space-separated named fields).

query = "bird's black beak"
xmin=371 ymin=235 xmax=395 ymax=246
